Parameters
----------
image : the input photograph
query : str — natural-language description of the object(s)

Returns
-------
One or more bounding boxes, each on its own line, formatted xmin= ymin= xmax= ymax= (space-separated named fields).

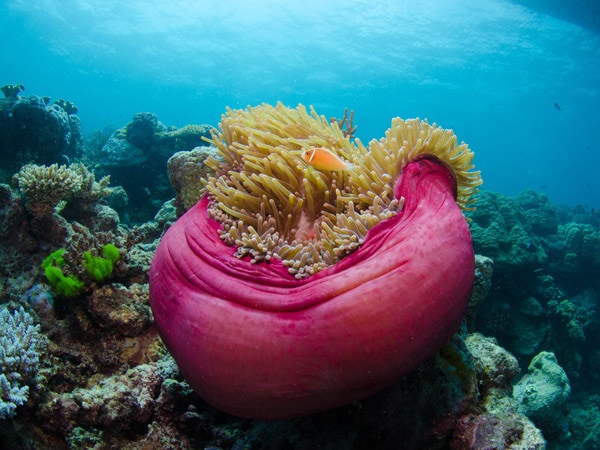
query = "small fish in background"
xmin=302 ymin=148 xmax=355 ymax=171
xmin=553 ymin=102 xmax=562 ymax=111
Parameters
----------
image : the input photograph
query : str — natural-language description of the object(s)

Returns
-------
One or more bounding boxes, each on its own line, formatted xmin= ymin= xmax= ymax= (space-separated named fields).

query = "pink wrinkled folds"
xmin=149 ymin=156 xmax=474 ymax=419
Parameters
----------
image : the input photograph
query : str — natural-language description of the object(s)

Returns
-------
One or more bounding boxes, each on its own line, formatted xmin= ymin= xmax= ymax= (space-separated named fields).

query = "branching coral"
xmin=14 ymin=163 xmax=83 ymax=218
xmin=13 ymin=163 xmax=112 ymax=218
xmin=0 ymin=306 xmax=41 ymax=419
xmin=204 ymin=102 xmax=481 ymax=278
xmin=70 ymin=163 xmax=113 ymax=203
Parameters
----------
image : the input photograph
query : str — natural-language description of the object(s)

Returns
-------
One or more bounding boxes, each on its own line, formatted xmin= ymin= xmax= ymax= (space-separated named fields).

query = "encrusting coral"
xmin=204 ymin=102 xmax=482 ymax=278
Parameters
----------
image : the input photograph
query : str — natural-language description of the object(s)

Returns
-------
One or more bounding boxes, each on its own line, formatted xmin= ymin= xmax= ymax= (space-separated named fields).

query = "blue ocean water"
xmin=1 ymin=0 xmax=599 ymax=207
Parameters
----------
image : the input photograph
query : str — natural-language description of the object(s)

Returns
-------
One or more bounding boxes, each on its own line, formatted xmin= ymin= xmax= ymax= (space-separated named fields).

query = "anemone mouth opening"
xmin=202 ymin=103 xmax=481 ymax=279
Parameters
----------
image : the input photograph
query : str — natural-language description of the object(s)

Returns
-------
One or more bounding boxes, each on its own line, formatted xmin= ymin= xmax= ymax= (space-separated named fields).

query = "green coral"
xmin=83 ymin=244 xmax=120 ymax=282
xmin=41 ymin=249 xmax=85 ymax=297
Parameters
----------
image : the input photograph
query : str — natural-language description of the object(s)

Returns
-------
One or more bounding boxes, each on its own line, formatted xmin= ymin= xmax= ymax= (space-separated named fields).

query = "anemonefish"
xmin=301 ymin=148 xmax=355 ymax=171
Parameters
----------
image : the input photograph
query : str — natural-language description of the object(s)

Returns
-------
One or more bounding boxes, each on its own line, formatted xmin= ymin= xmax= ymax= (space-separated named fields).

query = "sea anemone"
xmin=149 ymin=102 xmax=481 ymax=419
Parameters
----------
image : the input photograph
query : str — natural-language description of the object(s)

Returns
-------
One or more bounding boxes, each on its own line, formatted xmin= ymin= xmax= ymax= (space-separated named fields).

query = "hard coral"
xmin=126 ymin=112 xmax=165 ymax=151
xmin=0 ymin=306 xmax=41 ymax=419
xmin=516 ymin=189 xmax=557 ymax=236
xmin=1 ymin=83 xmax=25 ymax=99
xmin=156 ymin=124 xmax=212 ymax=153
xmin=38 ymin=364 xmax=161 ymax=434
xmin=167 ymin=146 xmax=217 ymax=213
xmin=467 ymin=190 xmax=547 ymax=273
xmin=54 ymin=98 xmax=78 ymax=115
xmin=555 ymin=222 xmax=600 ymax=276
xmin=13 ymin=163 xmax=112 ymax=220
xmin=0 ymin=93 xmax=81 ymax=171
xmin=87 ymin=283 xmax=151 ymax=336
xmin=464 ymin=333 xmax=520 ymax=393
xmin=513 ymin=351 xmax=571 ymax=438
xmin=451 ymin=412 xmax=545 ymax=450
xmin=14 ymin=163 xmax=83 ymax=218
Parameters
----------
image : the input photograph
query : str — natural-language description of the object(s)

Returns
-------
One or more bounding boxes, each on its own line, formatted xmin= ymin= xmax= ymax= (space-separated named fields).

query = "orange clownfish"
xmin=301 ymin=148 xmax=355 ymax=171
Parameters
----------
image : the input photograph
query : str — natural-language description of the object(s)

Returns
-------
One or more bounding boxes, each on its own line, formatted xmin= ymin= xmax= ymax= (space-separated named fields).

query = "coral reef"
xmin=87 ymin=283 xmax=151 ymax=336
xmin=449 ymin=333 xmax=546 ymax=449
xmin=465 ymin=333 xmax=520 ymax=393
xmin=465 ymin=186 xmax=600 ymax=448
xmin=8 ymin=326 xmax=541 ymax=450
xmin=2 ymin=97 xmax=599 ymax=448
xmin=42 ymin=249 xmax=85 ymax=297
xmin=565 ymin=395 xmax=600 ymax=449
xmin=468 ymin=189 xmax=549 ymax=273
xmin=125 ymin=112 xmax=166 ymax=151
xmin=550 ymin=222 xmax=600 ymax=280
xmin=451 ymin=412 xmax=545 ymax=450
xmin=13 ymin=163 xmax=112 ymax=222
xmin=0 ymin=84 xmax=25 ymax=99
xmin=94 ymin=113 xmax=212 ymax=223
xmin=465 ymin=255 xmax=493 ymax=328
xmin=38 ymin=363 xmax=161 ymax=434
xmin=156 ymin=124 xmax=212 ymax=154
xmin=469 ymin=189 xmax=600 ymax=383
xmin=14 ymin=163 xmax=84 ymax=218
xmin=0 ymin=306 xmax=41 ymax=420
xmin=0 ymin=85 xmax=82 ymax=176
xmin=167 ymin=146 xmax=217 ymax=214
xmin=513 ymin=351 xmax=571 ymax=439
xmin=53 ymin=99 xmax=78 ymax=115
